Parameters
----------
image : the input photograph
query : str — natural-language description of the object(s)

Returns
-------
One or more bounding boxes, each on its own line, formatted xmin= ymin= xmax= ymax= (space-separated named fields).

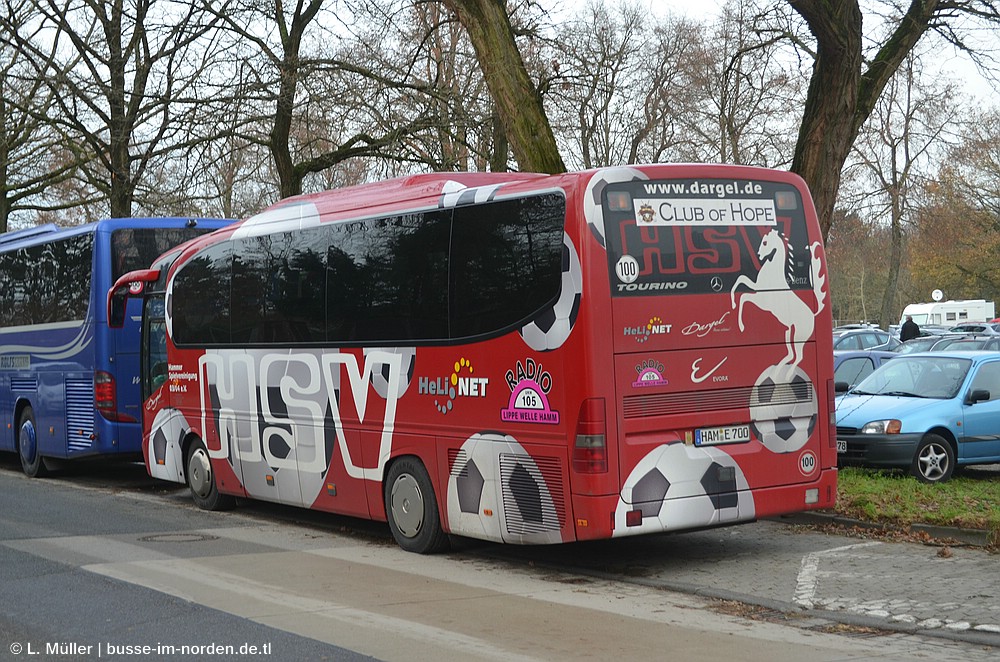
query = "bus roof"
xmin=0 ymin=218 xmax=231 ymax=251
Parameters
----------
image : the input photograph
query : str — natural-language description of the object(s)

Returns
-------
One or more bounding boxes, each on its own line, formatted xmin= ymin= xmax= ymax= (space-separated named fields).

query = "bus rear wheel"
xmin=185 ymin=437 xmax=235 ymax=511
xmin=17 ymin=407 xmax=50 ymax=478
xmin=385 ymin=457 xmax=449 ymax=554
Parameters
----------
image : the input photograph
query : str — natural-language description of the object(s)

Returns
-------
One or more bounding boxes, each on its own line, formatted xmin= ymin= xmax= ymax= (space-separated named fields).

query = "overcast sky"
xmin=549 ymin=0 xmax=995 ymax=102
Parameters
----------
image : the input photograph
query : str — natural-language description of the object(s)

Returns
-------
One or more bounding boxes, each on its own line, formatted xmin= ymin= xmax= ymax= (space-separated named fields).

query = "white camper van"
xmin=899 ymin=299 xmax=996 ymax=326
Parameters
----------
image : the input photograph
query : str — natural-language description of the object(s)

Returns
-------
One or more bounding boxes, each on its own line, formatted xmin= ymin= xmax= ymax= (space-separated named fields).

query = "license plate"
xmin=695 ymin=425 xmax=751 ymax=446
xmin=837 ymin=439 xmax=847 ymax=453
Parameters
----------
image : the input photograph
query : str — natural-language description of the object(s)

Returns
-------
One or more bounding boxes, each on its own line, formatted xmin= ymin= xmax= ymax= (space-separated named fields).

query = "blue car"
xmin=833 ymin=350 xmax=898 ymax=390
xmin=836 ymin=351 xmax=1000 ymax=482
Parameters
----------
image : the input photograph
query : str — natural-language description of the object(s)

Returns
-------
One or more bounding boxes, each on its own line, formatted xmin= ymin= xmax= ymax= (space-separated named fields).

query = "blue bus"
xmin=0 ymin=218 xmax=232 ymax=476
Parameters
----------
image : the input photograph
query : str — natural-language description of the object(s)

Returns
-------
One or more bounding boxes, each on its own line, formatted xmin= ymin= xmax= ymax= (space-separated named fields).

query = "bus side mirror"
xmin=835 ymin=381 xmax=850 ymax=393
xmin=107 ymin=269 xmax=160 ymax=329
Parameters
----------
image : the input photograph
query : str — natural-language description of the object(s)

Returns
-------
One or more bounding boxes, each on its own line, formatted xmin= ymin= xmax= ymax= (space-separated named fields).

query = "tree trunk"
xmin=788 ymin=1 xmax=863 ymax=241
xmin=107 ymin=4 xmax=132 ymax=219
xmin=879 ymin=188 xmax=904 ymax=327
xmin=441 ymin=0 xmax=565 ymax=174
xmin=790 ymin=0 xmax=941 ymax=241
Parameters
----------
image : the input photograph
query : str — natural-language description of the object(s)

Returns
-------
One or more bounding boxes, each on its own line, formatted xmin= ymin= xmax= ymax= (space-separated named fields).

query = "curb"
xmin=771 ymin=511 xmax=993 ymax=548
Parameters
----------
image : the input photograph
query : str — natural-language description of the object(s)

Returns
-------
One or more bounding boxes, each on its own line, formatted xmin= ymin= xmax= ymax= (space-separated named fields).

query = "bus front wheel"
xmin=185 ymin=438 xmax=235 ymax=511
xmin=384 ymin=457 xmax=449 ymax=554
xmin=17 ymin=407 xmax=49 ymax=478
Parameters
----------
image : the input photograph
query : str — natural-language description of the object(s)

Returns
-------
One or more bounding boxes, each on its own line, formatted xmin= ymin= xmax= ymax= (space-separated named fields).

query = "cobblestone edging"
xmin=775 ymin=511 xmax=994 ymax=548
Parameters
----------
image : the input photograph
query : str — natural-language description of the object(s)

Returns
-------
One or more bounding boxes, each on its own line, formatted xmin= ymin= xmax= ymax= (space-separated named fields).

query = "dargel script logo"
xmin=681 ymin=311 xmax=731 ymax=338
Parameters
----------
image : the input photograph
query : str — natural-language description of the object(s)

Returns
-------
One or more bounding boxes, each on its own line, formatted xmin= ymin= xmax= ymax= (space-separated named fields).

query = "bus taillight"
xmin=573 ymin=398 xmax=608 ymax=473
xmin=95 ymin=371 xmax=136 ymax=423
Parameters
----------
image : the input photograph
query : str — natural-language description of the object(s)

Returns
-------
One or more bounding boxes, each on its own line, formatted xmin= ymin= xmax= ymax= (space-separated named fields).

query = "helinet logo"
xmin=624 ymin=316 xmax=672 ymax=343
xmin=418 ymin=357 xmax=489 ymax=415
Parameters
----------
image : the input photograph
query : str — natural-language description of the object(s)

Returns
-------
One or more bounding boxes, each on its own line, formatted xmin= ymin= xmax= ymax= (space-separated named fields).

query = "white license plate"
xmin=837 ymin=439 xmax=847 ymax=453
xmin=695 ymin=425 xmax=751 ymax=446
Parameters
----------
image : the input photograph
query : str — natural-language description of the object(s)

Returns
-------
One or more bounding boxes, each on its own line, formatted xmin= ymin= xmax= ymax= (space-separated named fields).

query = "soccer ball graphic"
xmin=749 ymin=363 xmax=817 ymax=454
xmin=519 ymin=233 xmax=583 ymax=352
xmin=149 ymin=407 xmax=188 ymax=481
xmin=446 ymin=432 xmax=562 ymax=544
xmin=613 ymin=442 xmax=755 ymax=537
xmin=365 ymin=346 xmax=416 ymax=399
xmin=583 ymin=167 xmax=648 ymax=248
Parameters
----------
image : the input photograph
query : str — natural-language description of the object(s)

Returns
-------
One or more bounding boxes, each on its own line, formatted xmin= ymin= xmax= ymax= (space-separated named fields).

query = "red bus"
xmin=110 ymin=165 xmax=836 ymax=553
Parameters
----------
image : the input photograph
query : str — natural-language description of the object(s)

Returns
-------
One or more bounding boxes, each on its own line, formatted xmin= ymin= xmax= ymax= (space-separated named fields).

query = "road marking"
xmin=87 ymin=554 xmax=543 ymax=662
xmin=794 ymin=542 xmax=881 ymax=609
xmin=795 ymin=542 xmax=1000 ymax=634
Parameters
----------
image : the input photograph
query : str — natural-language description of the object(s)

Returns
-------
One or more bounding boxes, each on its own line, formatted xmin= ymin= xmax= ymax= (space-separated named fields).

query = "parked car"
xmin=947 ymin=323 xmax=1000 ymax=335
xmin=918 ymin=324 xmax=952 ymax=336
xmin=832 ymin=328 xmax=900 ymax=351
xmin=925 ymin=334 xmax=978 ymax=351
xmin=833 ymin=323 xmax=880 ymax=332
xmin=893 ymin=335 xmax=944 ymax=354
xmin=833 ymin=350 xmax=898 ymax=390
xmin=932 ymin=336 xmax=1000 ymax=352
xmin=835 ymin=351 xmax=1000 ymax=482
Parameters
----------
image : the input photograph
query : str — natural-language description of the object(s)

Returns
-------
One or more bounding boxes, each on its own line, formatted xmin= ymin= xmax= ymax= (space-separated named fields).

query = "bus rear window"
xmin=112 ymin=227 xmax=215 ymax=280
xmin=603 ymin=179 xmax=813 ymax=297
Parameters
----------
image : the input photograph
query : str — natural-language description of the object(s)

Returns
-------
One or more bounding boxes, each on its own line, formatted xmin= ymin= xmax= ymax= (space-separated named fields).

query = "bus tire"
xmin=17 ymin=406 xmax=49 ymax=478
xmin=185 ymin=437 xmax=235 ymax=511
xmin=384 ymin=457 xmax=449 ymax=554
xmin=911 ymin=434 xmax=955 ymax=483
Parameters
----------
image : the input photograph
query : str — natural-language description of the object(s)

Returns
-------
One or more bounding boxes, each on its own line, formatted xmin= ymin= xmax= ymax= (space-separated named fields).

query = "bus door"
xmin=107 ymin=280 xmax=145 ymax=431
xmin=599 ymin=174 xmax=827 ymax=514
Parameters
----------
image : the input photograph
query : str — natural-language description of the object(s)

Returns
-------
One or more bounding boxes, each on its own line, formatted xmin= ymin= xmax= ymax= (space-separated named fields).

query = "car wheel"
xmin=17 ymin=406 xmax=50 ymax=478
xmin=911 ymin=434 xmax=955 ymax=483
xmin=384 ymin=457 xmax=449 ymax=554
xmin=186 ymin=437 xmax=235 ymax=510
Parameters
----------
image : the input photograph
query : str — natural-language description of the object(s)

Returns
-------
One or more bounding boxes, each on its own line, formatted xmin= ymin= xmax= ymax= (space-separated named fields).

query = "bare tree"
xmin=9 ymin=0 xmax=221 ymax=219
xmin=842 ymin=53 xmax=958 ymax=326
xmin=683 ymin=0 xmax=806 ymax=167
xmin=907 ymin=108 xmax=1000 ymax=300
xmin=788 ymin=0 xmax=1000 ymax=240
xmin=439 ymin=0 xmax=565 ymax=173
xmin=546 ymin=3 xmax=703 ymax=169
xmin=0 ymin=1 xmax=92 ymax=231
xmin=200 ymin=0 xmax=454 ymax=200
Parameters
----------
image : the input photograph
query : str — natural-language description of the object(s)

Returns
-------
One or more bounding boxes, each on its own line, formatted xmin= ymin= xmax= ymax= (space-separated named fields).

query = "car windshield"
xmin=943 ymin=339 xmax=988 ymax=351
xmin=930 ymin=336 xmax=970 ymax=350
xmin=894 ymin=337 xmax=940 ymax=353
xmin=851 ymin=356 xmax=971 ymax=399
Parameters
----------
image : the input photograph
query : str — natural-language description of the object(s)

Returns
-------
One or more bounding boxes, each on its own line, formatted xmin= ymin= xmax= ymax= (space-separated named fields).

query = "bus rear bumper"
xmin=571 ymin=468 xmax=837 ymax=541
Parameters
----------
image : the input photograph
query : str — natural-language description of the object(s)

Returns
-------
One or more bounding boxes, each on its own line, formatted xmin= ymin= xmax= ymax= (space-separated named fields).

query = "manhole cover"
xmin=139 ymin=533 xmax=219 ymax=543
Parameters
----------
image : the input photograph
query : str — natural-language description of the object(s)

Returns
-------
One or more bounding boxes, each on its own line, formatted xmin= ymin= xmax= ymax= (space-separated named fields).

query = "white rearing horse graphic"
xmin=730 ymin=229 xmax=826 ymax=367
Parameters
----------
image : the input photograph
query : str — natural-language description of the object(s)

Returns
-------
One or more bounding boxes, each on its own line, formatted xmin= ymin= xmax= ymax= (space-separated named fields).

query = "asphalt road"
xmin=0 ymin=457 xmax=997 ymax=661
